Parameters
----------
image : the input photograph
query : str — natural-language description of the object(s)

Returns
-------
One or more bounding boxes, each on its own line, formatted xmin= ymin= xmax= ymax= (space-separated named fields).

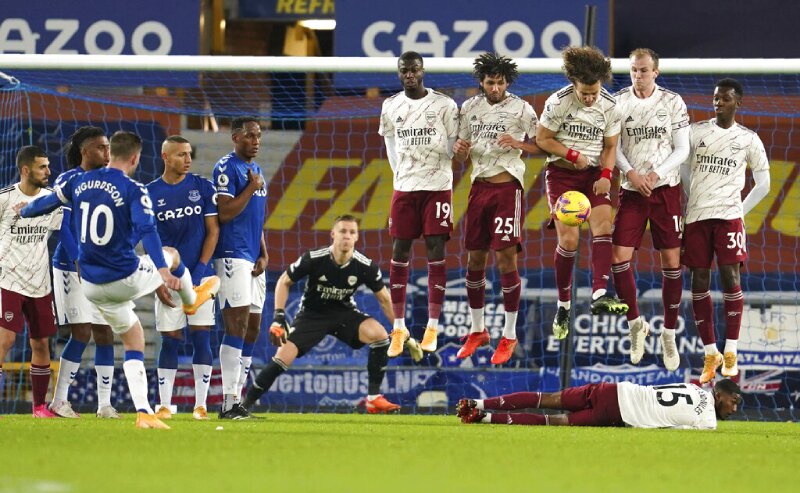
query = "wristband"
xmin=565 ymin=148 xmax=580 ymax=164
xmin=274 ymin=308 xmax=286 ymax=319
xmin=600 ymin=168 xmax=613 ymax=180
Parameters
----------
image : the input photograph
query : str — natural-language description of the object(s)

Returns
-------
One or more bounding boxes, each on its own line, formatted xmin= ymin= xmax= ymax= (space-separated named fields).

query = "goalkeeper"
xmin=242 ymin=215 xmax=422 ymax=414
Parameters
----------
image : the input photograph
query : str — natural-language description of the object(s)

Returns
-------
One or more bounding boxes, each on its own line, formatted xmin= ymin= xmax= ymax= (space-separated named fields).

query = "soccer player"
xmin=213 ymin=117 xmax=269 ymax=419
xmin=147 ymin=136 xmax=219 ymax=421
xmin=452 ymin=52 xmax=539 ymax=365
xmin=535 ymin=46 xmax=628 ymax=340
xmin=0 ymin=146 xmax=62 ymax=417
xmin=241 ymin=215 xmax=408 ymax=414
xmin=681 ymin=78 xmax=770 ymax=383
xmin=48 ymin=127 xmax=119 ymax=419
xmin=379 ymin=51 xmax=459 ymax=355
xmin=611 ymin=48 xmax=690 ymax=371
xmin=20 ymin=131 xmax=220 ymax=429
xmin=457 ymin=378 xmax=741 ymax=429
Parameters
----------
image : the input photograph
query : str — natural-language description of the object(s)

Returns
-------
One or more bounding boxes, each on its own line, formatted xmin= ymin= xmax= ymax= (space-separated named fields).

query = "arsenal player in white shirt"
xmin=536 ymin=46 xmax=628 ymax=342
xmin=379 ymin=51 xmax=459 ymax=357
xmin=611 ymin=48 xmax=690 ymax=371
xmin=681 ymin=78 xmax=770 ymax=384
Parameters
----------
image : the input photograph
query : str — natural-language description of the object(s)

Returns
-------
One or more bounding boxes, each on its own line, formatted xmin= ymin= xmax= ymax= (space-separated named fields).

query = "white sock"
xmin=236 ymin=356 xmax=253 ymax=402
xmin=475 ymin=399 xmax=485 ymax=410
xmin=193 ymin=364 xmax=212 ymax=409
xmin=427 ymin=319 xmax=439 ymax=331
xmin=662 ymin=328 xmax=676 ymax=340
xmin=592 ymin=289 xmax=607 ymax=301
xmin=54 ymin=358 xmax=80 ymax=402
xmin=503 ymin=311 xmax=518 ymax=340
xmin=367 ymin=394 xmax=380 ymax=401
xmin=704 ymin=344 xmax=719 ymax=356
xmin=481 ymin=413 xmax=492 ymax=424
xmin=176 ymin=269 xmax=196 ymax=306
xmin=724 ymin=339 xmax=738 ymax=354
xmin=219 ymin=344 xmax=242 ymax=410
xmin=123 ymin=359 xmax=153 ymax=414
xmin=557 ymin=300 xmax=571 ymax=310
xmin=470 ymin=308 xmax=485 ymax=334
xmin=157 ymin=368 xmax=177 ymax=408
xmin=95 ymin=365 xmax=114 ymax=408
xmin=393 ymin=319 xmax=406 ymax=330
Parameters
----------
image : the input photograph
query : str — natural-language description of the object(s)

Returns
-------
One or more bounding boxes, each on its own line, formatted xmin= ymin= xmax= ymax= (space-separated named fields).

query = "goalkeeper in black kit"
xmin=242 ymin=215 xmax=422 ymax=414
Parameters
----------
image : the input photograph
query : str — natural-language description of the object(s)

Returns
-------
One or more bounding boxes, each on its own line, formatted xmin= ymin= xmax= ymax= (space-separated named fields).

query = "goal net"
xmin=0 ymin=55 xmax=797 ymax=419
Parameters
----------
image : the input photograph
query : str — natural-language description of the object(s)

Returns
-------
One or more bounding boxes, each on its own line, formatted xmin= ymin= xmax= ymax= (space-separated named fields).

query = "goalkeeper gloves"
xmin=270 ymin=309 xmax=289 ymax=346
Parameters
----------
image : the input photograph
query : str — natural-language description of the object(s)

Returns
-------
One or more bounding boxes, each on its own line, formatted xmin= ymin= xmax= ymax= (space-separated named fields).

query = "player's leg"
xmin=235 ymin=271 xmax=265 ymax=405
xmin=0 ymin=324 xmax=17 ymax=412
xmin=22 ymin=293 xmax=58 ymax=417
xmin=588 ymin=204 xmax=628 ymax=315
xmin=491 ymin=245 xmax=521 ymax=365
xmin=155 ymin=330 xmax=182 ymax=419
xmin=421 ymin=234 xmax=448 ymax=351
xmin=388 ymin=190 xmax=421 ymax=340
xmin=189 ymin=326 xmax=213 ymax=420
xmin=91 ymin=323 xmax=117 ymax=417
xmin=658 ymin=247 xmax=683 ymax=371
xmin=553 ymin=219 xmax=580 ymax=338
xmin=457 ymin=249 xmax=490 ymax=358
xmin=164 ymin=247 xmax=220 ymax=314
xmin=353 ymin=315 xmax=398 ymax=413
xmin=458 ymin=390 xmax=570 ymax=425
xmin=719 ymin=263 xmax=743 ymax=378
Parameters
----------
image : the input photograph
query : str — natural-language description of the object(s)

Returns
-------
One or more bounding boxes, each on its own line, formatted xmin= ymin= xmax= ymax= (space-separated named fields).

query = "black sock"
xmin=242 ymin=358 xmax=287 ymax=408
xmin=367 ymin=339 xmax=389 ymax=395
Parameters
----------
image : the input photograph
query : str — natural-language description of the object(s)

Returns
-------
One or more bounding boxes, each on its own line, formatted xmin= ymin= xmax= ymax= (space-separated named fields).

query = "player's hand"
xmin=12 ymin=202 xmax=28 ymax=216
xmin=246 ymin=169 xmax=264 ymax=192
xmin=496 ymin=134 xmax=520 ymax=150
xmin=453 ymin=139 xmax=471 ymax=160
xmin=574 ymin=154 xmax=590 ymax=170
xmin=252 ymin=256 xmax=267 ymax=277
xmin=626 ymin=169 xmax=652 ymax=197
xmin=593 ymin=176 xmax=612 ymax=196
xmin=158 ymin=267 xmax=181 ymax=291
xmin=191 ymin=262 xmax=208 ymax=287
xmin=269 ymin=309 xmax=289 ymax=346
xmin=156 ymin=284 xmax=177 ymax=308
xmin=645 ymin=171 xmax=660 ymax=189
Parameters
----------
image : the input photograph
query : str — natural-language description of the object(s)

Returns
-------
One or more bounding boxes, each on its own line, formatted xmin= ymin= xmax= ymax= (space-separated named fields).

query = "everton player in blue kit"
xmin=241 ymin=215 xmax=405 ymax=414
xmin=213 ymin=117 xmax=269 ymax=419
xmin=148 ymin=136 xmax=219 ymax=421
xmin=20 ymin=131 xmax=220 ymax=429
xmin=47 ymin=127 xmax=119 ymax=419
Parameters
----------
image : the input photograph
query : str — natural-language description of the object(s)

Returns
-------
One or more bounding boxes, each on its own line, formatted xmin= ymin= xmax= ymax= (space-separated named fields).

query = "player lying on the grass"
xmin=18 ymin=131 xmax=220 ymax=429
xmin=242 ymin=215 xmax=422 ymax=415
xmin=458 ymin=379 xmax=741 ymax=429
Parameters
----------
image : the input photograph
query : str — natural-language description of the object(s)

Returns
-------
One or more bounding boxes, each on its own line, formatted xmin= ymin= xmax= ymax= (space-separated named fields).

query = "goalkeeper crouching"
xmin=242 ymin=215 xmax=422 ymax=414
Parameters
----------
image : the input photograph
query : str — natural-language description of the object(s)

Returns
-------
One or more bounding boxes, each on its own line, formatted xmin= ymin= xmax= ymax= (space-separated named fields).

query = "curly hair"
xmin=65 ymin=126 xmax=105 ymax=169
xmin=561 ymin=46 xmax=612 ymax=85
xmin=472 ymin=52 xmax=519 ymax=85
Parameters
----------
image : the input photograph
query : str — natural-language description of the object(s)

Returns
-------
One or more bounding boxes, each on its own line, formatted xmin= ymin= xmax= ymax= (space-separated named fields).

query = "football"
xmin=555 ymin=191 xmax=591 ymax=227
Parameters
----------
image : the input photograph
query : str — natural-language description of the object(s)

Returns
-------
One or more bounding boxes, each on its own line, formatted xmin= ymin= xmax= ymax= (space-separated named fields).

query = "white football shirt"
xmin=0 ymin=184 xmax=62 ymax=297
xmin=458 ymin=92 xmax=539 ymax=185
xmin=616 ymin=381 xmax=717 ymax=429
xmin=685 ymin=119 xmax=770 ymax=224
xmin=615 ymin=85 xmax=690 ymax=190
xmin=539 ymin=84 xmax=621 ymax=166
xmin=379 ymin=88 xmax=459 ymax=192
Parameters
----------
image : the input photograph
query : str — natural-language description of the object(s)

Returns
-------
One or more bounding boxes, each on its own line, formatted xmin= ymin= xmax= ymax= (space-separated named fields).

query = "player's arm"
xmin=592 ymin=133 xmax=619 ymax=196
xmin=59 ymin=207 xmax=80 ymax=266
xmin=650 ymin=126 xmax=690 ymax=183
xmin=497 ymin=134 xmax=541 ymax=154
xmin=252 ymin=233 xmax=268 ymax=277
xmin=535 ymin=125 xmax=591 ymax=170
xmin=192 ymin=214 xmax=219 ymax=285
xmin=18 ymin=190 xmax=65 ymax=218
xmin=373 ymin=286 xmax=394 ymax=323
xmin=615 ymin=144 xmax=652 ymax=196
xmin=270 ymin=271 xmax=295 ymax=346
xmin=383 ymin=136 xmax=399 ymax=172
xmin=217 ymin=169 xmax=263 ymax=224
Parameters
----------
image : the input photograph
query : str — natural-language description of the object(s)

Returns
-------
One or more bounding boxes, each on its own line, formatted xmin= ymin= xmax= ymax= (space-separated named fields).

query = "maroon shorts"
xmin=613 ymin=185 xmax=683 ymax=250
xmin=463 ymin=180 xmax=524 ymax=251
xmin=389 ymin=190 xmax=453 ymax=240
xmin=682 ymin=218 xmax=747 ymax=268
xmin=545 ymin=164 xmax=613 ymax=226
xmin=0 ymin=288 xmax=57 ymax=338
xmin=561 ymin=382 xmax=624 ymax=427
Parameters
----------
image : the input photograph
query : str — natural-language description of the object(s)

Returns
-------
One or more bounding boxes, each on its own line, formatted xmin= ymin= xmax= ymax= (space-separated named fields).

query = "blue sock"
xmin=191 ymin=331 xmax=213 ymax=366
xmin=95 ymin=344 xmax=115 ymax=366
xmin=158 ymin=336 xmax=180 ymax=369
xmin=242 ymin=341 xmax=255 ymax=358
xmin=61 ymin=338 xmax=87 ymax=363
xmin=221 ymin=334 xmax=244 ymax=351
xmin=173 ymin=261 xmax=186 ymax=278
xmin=125 ymin=350 xmax=144 ymax=362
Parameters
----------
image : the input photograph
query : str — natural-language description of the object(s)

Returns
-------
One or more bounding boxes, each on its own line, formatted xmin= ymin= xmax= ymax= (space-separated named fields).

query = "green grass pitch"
xmin=1 ymin=413 xmax=798 ymax=492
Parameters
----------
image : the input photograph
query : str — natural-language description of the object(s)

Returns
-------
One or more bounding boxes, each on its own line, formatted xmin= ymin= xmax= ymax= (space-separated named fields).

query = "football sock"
xmin=692 ymin=290 xmax=715 ymax=346
xmin=490 ymin=413 xmax=546 ymax=425
xmin=94 ymin=344 xmax=115 ymax=408
xmin=192 ymin=364 xmax=212 ymax=409
xmin=157 ymin=336 xmax=179 ymax=408
xmin=244 ymin=357 xmax=288 ymax=407
xmin=724 ymin=339 xmax=738 ymax=355
xmin=590 ymin=234 xmax=613 ymax=293
xmin=466 ymin=269 xmax=486 ymax=334
xmin=123 ymin=351 xmax=152 ymax=414
xmin=30 ymin=363 xmax=51 ymax=407
xmin=219 ymin=334 xmax=244 ymax=412
xmin=173 ymin=261 xmax=197 ymax=306
xmin=612 ymin=261 xmax=639 ymax=320
xmin=662 ymin=268 xmax=683 ymax=331
xmin=53 ymin=338 xmax=86 ymax=403
xmin=484 ymin=391 xmax=541 ymax=410
xmin=723 ymin=287 xmax=744 ymax=340
xmin=500 ymin=271 xmax=521 ymax=339
xmin=236 ymin=342 xmax=255 ymax=402
xmin=554 ymin=245 xmax=576 ymax=302
xmin=367 ymin=339 xmax=390 ymax=396
xmin=427 ymin=259 xmax=446 ymax=325
xmin=704 ymin=344 xmax=720 ymax=356
xmin=190 ymin=330 xmax=213 ymax=409
xmin=389 ymin=259 xmax=409 ymax=322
